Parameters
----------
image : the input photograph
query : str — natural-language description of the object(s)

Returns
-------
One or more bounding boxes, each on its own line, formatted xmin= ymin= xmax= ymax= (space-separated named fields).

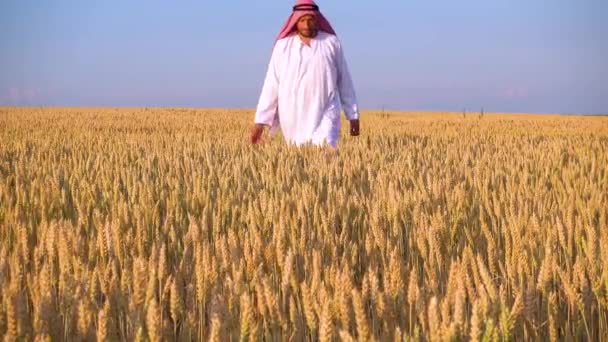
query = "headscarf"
xmin=274 ymin=0 xmax=336 ymax=44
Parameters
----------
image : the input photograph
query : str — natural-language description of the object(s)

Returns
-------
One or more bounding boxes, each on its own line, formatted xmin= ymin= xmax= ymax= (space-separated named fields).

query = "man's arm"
xmin=254 ymin=45 xmax=281 ymax=126
xmin=336 ymin=40 xmax=360 ymax=122
xmin=251 ymin=45 xmax=281 ymax=144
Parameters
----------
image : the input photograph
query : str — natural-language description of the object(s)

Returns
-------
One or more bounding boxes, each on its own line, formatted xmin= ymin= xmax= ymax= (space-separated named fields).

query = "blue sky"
xmin=1 ymin=0 xmax=606 ymax=114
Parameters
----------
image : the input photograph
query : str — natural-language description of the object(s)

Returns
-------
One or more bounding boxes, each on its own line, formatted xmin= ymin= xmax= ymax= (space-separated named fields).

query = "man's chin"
xmin=299 ymin=31 xmax=318 ymax=38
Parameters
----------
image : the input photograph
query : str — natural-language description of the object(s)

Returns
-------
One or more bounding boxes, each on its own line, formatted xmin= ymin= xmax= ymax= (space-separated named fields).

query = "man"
xmin=250 ymin=0 xmax=360 ymax=148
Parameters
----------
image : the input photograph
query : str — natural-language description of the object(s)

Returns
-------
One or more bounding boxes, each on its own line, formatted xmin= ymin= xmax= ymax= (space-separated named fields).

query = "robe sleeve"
xmin=336 ymin=40 xmax=360 ymax=121
xmin=254 ymin=44 xmax=281 ymax=126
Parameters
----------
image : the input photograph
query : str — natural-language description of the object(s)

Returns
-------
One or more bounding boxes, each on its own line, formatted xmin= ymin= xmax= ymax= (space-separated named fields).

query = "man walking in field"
xmin=250 ymin=0 xmax=360 ymax=148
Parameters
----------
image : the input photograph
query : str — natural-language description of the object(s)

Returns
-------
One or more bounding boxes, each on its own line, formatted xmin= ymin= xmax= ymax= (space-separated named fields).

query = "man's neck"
xmin=298 ymin=32 xmax=318 ymax=46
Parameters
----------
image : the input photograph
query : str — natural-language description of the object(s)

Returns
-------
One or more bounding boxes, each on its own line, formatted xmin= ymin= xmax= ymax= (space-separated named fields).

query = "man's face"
xmin=296 ymin=14 xmax=318 ymax=38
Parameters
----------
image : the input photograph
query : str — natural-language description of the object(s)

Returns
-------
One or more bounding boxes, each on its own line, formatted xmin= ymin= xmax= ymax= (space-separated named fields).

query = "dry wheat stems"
xmin=0 ymin=107 xmax=607 ymax=340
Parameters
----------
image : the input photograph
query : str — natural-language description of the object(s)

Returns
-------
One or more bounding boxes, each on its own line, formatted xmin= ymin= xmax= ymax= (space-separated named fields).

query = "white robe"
xmin=254 ymin=31 xmax=359 ymax=148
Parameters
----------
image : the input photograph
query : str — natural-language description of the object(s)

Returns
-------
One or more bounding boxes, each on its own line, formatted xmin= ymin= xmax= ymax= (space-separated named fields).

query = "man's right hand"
xmin=250 ymin=123 xmax=265 ymax=144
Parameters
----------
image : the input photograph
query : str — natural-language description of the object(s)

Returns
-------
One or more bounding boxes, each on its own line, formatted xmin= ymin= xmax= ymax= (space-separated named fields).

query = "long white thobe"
xmin=254 ymin=31 xmax=359 ymax=148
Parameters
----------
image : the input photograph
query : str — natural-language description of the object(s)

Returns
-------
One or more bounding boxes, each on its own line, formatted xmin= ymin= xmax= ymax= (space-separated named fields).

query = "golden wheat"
xmin=0 ymin=107 xmax=607 ymax=340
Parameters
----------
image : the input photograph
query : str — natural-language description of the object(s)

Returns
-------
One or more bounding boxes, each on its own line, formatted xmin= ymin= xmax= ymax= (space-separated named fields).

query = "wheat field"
xmin=0 ymin=107 xmax=607 ymax=341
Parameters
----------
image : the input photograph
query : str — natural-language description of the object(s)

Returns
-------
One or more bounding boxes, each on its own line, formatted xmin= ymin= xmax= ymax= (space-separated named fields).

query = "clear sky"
xmin=1 ymin=0 xmax=607 ymax=114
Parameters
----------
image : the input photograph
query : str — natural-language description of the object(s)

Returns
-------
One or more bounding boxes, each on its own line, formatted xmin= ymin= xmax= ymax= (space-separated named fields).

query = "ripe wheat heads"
xmin=0 ymin=107 xmax=607 ymax=341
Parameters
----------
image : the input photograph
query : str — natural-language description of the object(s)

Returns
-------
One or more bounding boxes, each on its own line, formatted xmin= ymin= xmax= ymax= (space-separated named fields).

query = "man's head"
xmin=274 ymin=1 xmax=336 ymax=44
xmin=296 ymin=14 xmax=318 ymax=38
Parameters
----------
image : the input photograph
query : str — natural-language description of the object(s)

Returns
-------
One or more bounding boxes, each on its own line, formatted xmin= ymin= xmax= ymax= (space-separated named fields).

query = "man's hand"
xmin=349 ymin=119 xmax=360 ymax=136
xmin=250 ymin=123 xmax=266 ymax=144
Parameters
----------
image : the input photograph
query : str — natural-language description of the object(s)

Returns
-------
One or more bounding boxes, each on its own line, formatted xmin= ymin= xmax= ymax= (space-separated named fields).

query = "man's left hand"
xmin=349 ymin=119 xmax=360 ymax=136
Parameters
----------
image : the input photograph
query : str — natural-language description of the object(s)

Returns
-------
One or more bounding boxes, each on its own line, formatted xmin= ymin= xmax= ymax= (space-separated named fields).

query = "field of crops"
xmin=0 ymin=107 xmax=607 ymax=341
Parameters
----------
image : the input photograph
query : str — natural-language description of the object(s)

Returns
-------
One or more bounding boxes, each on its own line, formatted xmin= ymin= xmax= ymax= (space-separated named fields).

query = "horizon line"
xmin=0 ymin=105 xmax=606 ymax=117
